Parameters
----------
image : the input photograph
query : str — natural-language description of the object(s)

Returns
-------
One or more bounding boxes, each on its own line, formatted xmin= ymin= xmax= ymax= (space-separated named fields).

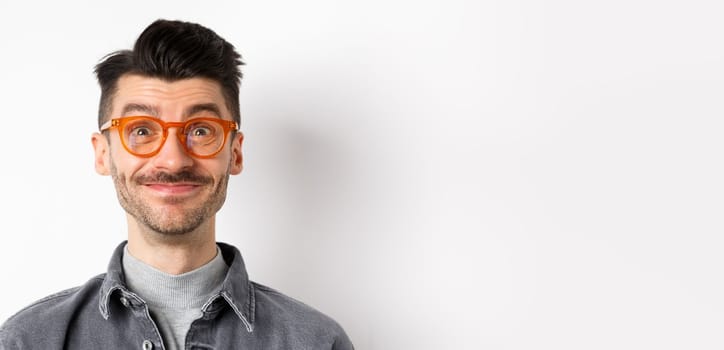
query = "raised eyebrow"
xmin=185 ymin=103 xmax=223 ymax=119
xmin=121 ymin=103 xmax=158 ymax=116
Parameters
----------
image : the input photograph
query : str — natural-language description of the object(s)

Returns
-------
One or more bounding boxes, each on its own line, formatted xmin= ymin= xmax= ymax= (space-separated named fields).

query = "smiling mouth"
xmin=144 ymin=183 xmax=203 ymax=195
xmin=135 ymin=171 xmax=213 ymax=196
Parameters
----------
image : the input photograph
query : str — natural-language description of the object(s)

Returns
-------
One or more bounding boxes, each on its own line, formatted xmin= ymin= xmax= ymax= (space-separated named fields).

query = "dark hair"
xmin=94 ymin=19 xmax=244 ymax=128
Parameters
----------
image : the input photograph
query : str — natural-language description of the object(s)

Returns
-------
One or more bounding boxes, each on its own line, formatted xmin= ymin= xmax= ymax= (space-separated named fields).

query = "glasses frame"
xmin=100 ymin=116 xmax=239 ymax=159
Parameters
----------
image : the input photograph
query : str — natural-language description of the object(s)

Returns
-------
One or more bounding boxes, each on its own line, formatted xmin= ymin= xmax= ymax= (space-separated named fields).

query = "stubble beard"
xmin=109 ymin=160 xmax=230 ymax=236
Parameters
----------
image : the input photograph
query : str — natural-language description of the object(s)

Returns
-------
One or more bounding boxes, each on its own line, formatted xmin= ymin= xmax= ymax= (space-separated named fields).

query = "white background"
xmin=1 ymin=1 xmax=722 ymax=349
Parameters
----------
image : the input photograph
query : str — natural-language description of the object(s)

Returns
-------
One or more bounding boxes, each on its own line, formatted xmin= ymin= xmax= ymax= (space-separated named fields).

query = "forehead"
xmin=112 ymin=74 xmax=229 ymax=118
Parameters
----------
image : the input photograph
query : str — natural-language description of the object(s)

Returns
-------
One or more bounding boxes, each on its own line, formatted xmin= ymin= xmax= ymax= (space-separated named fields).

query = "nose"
xmin=151 ymin=128 xmax=194 ymax=171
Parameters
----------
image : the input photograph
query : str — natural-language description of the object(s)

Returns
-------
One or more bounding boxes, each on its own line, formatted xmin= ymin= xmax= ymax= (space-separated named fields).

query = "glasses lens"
xmin=184 ymin=119 xmax=225 ymax=156
xmin=122 ymin=118 xmax=164 ymax=155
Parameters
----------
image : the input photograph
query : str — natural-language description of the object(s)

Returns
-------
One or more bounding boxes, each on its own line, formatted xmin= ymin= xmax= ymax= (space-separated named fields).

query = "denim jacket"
xmin=0 ymin=242 xmax=354 ymax=350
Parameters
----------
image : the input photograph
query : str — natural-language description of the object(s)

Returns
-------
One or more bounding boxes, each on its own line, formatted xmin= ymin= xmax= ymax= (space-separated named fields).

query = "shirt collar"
xmin=98 ymin=241 xmax=254 ymax=332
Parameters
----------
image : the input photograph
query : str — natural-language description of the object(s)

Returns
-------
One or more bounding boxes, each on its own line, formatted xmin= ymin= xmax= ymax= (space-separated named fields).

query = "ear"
xmin=229 ymin=131 xmax=244 ymax=175
xmin=91 ymin=132 xmax=111 ymax=176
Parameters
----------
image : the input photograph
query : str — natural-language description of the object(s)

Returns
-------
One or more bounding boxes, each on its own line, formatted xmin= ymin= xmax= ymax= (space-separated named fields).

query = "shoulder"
xmin=0 ymin=274 xmax=105 ymax=347
xmin=252 ymin=281 xmax=340 ymax=326
xmin=251 ymin=282 xmax=354 ymax=349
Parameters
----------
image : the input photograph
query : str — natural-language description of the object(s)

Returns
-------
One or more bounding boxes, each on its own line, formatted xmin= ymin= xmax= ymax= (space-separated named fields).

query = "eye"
xmin=191 ymin=126 xmax=212 ymax=137
xmin=132 ymin=126 xmax=153 ymax=136
xmin=124 ymin=119 xmax=161 ymax=146
xmin=187 ymin=121 xmax=217 ymax=138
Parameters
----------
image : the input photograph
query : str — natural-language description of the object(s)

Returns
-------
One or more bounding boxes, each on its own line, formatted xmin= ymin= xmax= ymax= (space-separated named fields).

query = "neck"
xmin=126 ymin=216 xmax=218 ymax=275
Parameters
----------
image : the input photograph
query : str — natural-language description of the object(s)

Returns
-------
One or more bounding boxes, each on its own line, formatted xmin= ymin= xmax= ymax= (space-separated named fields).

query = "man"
xmin=0 ymin=19 xmax=353 ymax=350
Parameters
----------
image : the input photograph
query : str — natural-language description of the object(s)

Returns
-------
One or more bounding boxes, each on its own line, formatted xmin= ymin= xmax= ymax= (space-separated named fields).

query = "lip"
xmin=144 ymin=183 xmax=203 ymax=195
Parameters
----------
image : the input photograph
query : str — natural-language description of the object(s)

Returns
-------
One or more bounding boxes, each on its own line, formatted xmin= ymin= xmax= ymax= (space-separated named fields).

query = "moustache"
xmin=134 ymin=171 xmax=213 ymax=185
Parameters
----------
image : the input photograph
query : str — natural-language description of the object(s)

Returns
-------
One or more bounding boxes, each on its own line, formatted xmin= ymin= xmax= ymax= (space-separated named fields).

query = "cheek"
xmin=205 ymin=158 xmax=232 ymax=177
xmin=109 ymin=147 xmax=146 ymax=178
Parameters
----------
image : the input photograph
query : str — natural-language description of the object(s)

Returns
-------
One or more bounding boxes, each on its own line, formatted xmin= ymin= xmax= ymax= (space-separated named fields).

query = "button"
xmin=142 ymin=340 xmax=153 ymax=350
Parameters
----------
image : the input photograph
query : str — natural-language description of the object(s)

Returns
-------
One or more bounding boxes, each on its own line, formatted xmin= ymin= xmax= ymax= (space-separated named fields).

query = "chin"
xmin=141 ymin=214 xmax=207 ymax=236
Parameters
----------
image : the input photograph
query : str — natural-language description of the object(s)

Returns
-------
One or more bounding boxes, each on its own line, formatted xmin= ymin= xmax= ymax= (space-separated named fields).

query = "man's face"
xmin=92 ymin=74 xmax=243 ymax=236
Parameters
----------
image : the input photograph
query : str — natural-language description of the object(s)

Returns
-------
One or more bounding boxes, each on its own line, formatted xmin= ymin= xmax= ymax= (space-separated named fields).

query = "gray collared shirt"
xmin=0 ymin=241 xmax=354 ymax=350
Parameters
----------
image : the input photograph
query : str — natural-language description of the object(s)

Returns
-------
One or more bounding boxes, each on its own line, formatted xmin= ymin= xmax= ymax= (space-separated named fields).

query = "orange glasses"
xmin=100 ymin=116 xmax=238 ymax=159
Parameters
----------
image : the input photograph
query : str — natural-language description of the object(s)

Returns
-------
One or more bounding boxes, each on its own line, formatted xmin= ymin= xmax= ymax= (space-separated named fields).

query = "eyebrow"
xmin=184 ymin=103 xmax=223 ymax=119
xmin=119 ymin=102 xmax=224 ymax=119
xmin=121 ymin=103 xmax=158 ymax=116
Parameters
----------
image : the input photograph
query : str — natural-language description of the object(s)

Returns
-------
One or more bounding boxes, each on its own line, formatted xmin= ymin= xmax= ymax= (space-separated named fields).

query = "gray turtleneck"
xmin=122 ymin=245 xmax=228 ymax=350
